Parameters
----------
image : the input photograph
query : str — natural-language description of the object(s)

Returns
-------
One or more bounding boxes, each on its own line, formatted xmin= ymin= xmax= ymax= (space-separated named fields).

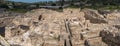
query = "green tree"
xmin=60 ymin=0 xmax=64 ymax=6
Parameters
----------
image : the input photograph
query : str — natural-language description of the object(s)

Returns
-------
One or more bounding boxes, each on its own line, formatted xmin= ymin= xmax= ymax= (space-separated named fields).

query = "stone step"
xmin=80 ymin=31 xmax=100 ymax=40
xmin=72 ymin=40 xmax=84 ymax=46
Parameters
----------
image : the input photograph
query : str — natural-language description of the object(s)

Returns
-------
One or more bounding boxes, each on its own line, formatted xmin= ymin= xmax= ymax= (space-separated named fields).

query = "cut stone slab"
xmin=84 ymin=37 xmax=108 ymax=46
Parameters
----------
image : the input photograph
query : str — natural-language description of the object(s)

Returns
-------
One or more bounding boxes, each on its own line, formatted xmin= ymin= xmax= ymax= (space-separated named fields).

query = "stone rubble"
xmin=100 ymin=26 xmax=120 ymax=46
xmin=0 ymin=8 xmax=119 ymax=46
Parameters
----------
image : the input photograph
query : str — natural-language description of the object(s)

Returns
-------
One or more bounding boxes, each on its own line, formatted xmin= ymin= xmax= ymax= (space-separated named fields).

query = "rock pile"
xmin=100 ymin=26 xmax=120 ymax=46
xmin=0 ymin=8 xmax=120 ymax=46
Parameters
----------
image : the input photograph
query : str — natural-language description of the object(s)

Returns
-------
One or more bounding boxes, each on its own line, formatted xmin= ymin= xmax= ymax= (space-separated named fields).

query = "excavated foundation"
xmin=0 ymin=8 xmax=120 ymax=46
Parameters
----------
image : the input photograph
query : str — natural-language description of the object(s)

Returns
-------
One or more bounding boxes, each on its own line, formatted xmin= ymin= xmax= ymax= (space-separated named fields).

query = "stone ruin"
xmin=0 ymin=8 xmax=120 ymax=46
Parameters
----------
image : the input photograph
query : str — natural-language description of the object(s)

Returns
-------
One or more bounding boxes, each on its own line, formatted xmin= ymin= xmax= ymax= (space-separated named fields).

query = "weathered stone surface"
xmin=98 ymin=9 xmax=112 ymax=15
xmin=82 ymin=9 xmax=108 ymax=24
xmin=0 ymin=35 xmax=10 ymax=46
xmin=84 ymin=37 xmax=108 ymax=46
xmin=106 ymin=13 xmax=120 ymax=25
xmin=100 ymin=27 xmax=120 ymax=46
xmin=113 ymin=25 xmax=120 ymax=29
xmin=0 ymin=8 xmax=119 ymax=46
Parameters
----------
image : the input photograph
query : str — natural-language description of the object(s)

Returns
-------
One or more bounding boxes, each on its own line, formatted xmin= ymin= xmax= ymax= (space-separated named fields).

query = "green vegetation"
xmin=6 ymin=8 xmax=29 ymax=13
xmin=0 ymin=0 xmax=120 ymax=13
